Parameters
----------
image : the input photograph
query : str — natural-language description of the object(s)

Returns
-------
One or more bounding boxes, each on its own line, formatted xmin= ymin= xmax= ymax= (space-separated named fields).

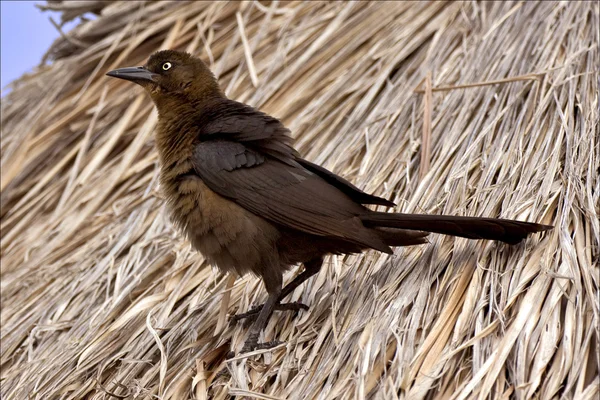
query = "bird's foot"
xmin=240 ymin=333 xmax=283 ymax=354
xmin=230 ymin=301 xmax=309 ymax=323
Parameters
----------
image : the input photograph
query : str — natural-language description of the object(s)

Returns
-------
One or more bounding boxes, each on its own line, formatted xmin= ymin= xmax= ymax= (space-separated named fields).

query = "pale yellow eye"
xmin=162 ymin=62 xmax=172 ymax=71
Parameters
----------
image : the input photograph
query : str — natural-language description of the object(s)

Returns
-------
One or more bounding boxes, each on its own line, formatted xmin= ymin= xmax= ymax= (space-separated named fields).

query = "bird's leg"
xmin=280 ymin=256 xmax=324 ymax=299
xmin=231 ymin=257 xmax=324 ymax=322
xmin=241 ymin=276 xmax=282 ymax=353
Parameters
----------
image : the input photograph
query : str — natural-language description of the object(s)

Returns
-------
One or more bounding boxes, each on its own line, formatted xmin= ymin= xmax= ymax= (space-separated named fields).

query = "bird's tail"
xmin=362 ymin=212 xmax=552 ymax=245
xmin=375 ymin=228 xmax=430 ymax=247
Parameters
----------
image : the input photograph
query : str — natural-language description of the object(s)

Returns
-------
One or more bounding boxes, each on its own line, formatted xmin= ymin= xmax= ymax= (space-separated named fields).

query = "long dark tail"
xmin=362 ymin=212 xmax=552 ymax=245
xmin=375 ymin=228 xmax=430 ymax=247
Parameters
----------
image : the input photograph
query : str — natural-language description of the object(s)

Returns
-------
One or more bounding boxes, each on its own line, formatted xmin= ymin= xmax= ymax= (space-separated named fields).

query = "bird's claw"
xmin=240 ymin=334 xmax=283 ymax=354
xmin=230 ymin=301 xmax=309 ymax=324
xmin=225 ymin=333 xmax=282 ymax=358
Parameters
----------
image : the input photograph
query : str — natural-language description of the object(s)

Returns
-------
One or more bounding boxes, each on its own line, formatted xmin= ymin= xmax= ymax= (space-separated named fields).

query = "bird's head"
xmin=106 ymin=50 xmax=221 ymax=106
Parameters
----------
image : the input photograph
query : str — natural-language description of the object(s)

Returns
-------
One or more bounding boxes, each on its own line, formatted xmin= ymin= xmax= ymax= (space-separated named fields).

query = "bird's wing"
xmin=199 ymin=100 xmax=395 ymax=207
xmin=190 ymin=140 xmax=390 ymax=252
xmin=199 ymin=100 xmax=298 ymax=165
xmin=296 ymin=158 xmax=395 ymax=207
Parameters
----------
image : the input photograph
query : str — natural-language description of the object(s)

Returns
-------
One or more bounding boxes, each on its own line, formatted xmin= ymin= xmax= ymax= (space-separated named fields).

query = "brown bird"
xmin=107 ymin=50 xmax=552 ymax=353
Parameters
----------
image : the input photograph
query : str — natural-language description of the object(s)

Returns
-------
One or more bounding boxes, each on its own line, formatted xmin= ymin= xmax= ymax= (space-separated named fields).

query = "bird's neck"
xmin=153 ymin=95 xmax=220 ymax=171
xmin=152 ymin=88 xmax=218 ymax=115
xmin=155 ymin=107 xmax=197 ymax=166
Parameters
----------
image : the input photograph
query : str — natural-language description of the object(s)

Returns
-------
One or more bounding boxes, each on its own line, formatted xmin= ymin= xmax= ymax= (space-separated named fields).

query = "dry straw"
xmin=1 ymin=1 xmax=598 ymax=399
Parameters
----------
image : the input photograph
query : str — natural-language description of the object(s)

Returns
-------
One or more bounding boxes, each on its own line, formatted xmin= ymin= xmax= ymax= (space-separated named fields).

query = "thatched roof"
xmin=1 ymin=1 xmax=598 ymax=399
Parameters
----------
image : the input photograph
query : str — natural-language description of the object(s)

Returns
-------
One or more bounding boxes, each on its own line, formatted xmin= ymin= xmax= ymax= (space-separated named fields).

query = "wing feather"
xmin=190 ymin=140 xmax=390 ymax=252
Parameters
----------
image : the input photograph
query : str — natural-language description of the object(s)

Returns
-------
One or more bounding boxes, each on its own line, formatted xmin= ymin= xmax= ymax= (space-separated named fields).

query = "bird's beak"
xmin=106 ymin=66 xmax=158 ymax=84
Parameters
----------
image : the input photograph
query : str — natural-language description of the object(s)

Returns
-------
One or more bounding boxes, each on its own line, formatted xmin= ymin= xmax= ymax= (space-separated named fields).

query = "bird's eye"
xmin=162 ymin=62 xmax=172 ymax=71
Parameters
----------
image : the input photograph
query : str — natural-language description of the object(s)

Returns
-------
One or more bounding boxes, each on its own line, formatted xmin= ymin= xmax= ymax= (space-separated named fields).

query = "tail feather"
xmin=362 ymin=212 xmax=552 ymax=245
xmin=376 ymin=228 xmax=429 ymax=247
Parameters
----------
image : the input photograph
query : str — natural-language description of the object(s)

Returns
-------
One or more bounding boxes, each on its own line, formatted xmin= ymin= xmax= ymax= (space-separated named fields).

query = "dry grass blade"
xmin=1 ymin=2 xmax=598 ymax=399
xmin=418 ymin=71 xmax=432 ymax=180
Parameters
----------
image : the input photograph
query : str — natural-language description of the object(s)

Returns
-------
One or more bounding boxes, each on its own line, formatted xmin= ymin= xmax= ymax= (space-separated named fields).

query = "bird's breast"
xmin=161 ymin=171 xmax=281 ymax=276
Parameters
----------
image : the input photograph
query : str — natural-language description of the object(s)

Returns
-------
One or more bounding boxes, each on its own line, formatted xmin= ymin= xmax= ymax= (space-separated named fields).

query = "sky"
xmin=1 ymin=1 xmax=80 ymax=94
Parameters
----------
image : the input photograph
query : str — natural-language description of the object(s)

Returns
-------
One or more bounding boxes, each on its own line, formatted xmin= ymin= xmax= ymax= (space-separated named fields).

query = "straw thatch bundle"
xmin=1 ymin=1 xmax=598 ymax=399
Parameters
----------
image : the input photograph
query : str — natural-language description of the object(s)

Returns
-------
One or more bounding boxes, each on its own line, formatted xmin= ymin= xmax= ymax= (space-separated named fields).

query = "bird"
xmin=107 ymin=50 xmax=552 ymax=353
